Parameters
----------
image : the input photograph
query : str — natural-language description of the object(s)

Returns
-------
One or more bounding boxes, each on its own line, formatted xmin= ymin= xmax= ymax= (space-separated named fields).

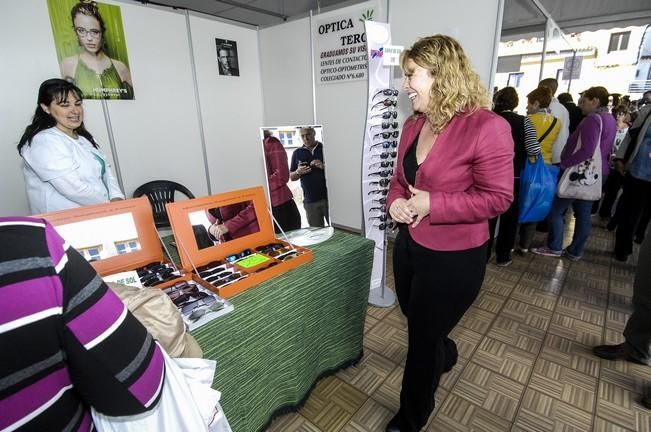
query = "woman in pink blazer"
xmin=385 ymin=35 xmax=514 ymax=432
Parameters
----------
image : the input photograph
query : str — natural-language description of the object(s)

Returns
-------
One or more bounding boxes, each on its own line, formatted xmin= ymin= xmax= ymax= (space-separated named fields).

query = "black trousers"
xmin=392 ymin=229 xmax=487 ymax=431
xmin=599 ymin=169 xmax=624 ymax=219
xmin=488 ymin=179 xmax=520 ymax=263
xmin=271 ymin=199 xmax=301 ymax=233
xmin=615 ymin=175 xmax=651 ymax=257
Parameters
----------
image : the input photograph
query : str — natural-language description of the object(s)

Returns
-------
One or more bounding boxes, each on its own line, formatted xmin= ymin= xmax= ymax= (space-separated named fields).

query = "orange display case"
xmin=37 ymin=197 xmax=188 ymax=288
xmin=166 ymin=186 xmax=312 ymax=298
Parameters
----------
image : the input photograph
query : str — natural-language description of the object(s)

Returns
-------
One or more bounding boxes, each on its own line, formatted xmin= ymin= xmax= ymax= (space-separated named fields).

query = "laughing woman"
xmin=18 ymin=78 xmax=124 ymax=214
xmin=386 ymin=35 xmax=514 ymax=432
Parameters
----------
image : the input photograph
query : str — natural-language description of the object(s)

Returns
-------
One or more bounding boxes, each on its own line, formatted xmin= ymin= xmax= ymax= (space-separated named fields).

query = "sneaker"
xmin=531 ymin=246 xmax=562 ymax=257
xmin=562 ymin=250 xmax=581 ymax=262
xmin=606 ymin=220 xmax=617 ymax=232
xmin=496 ymin=259 xmax=513 ymax=267
xmin=515 ymin=247 xmax=528 ymax=255
xmin=592 ymin=343 xmax=648 ymax=365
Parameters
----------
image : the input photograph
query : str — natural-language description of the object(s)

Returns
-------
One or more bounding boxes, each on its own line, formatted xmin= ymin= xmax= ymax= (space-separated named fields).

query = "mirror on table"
xmin=260 ymin=125 xmax=330 ymax=233
xmin=55 ymin=213 xmax=141 ymax=261
xmin=189 ymin=200 xmax=261 ymax=250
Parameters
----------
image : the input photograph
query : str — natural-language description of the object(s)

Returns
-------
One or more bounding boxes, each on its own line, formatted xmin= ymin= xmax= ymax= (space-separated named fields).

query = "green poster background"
xmin=47 ymin=0 xmax=133 ymax=99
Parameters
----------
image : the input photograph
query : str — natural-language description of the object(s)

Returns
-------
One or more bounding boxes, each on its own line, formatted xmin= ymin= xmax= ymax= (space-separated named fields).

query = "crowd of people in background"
xmin=489 ymin=81 xmax=651 ymax=266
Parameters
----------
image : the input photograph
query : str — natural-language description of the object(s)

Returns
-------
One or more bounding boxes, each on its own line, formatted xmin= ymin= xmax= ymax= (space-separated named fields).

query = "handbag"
xmin=92 ymin=345 xmax=231 ymax=432
xmin=518 ymin=156 xmax=560 ymax=223
xmin=557 ymin=114 xmax=603 ymax=201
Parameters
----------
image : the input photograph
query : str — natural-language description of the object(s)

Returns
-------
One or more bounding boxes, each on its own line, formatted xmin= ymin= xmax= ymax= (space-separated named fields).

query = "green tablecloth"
xmin=184 ymin=231 xmax=373 ymax=432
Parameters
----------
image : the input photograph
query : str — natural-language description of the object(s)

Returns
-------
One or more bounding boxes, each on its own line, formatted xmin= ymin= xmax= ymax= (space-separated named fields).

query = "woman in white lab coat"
xmin=18 ymin=78 xmax=124 ymax=214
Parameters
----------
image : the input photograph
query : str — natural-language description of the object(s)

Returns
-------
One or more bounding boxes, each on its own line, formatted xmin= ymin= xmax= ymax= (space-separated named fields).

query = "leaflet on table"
xmin=164 ymin=280 xmax=234 ymax=331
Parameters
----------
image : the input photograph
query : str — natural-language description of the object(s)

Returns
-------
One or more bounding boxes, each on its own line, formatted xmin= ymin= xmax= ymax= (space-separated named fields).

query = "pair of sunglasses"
xmin=225 ymin=249 xmax=253 ymax=263
xmin=211 ymin=272 xmax=247 ymax=287
xmin=175 ymin=291 xmax=211 ymax=308
xmin=370 ymin=121 xmax=399 ymax=131
xmin=371 ymin=140 xmax=398 ymax=150
xmin=372 ymin=99 xmax=398 ymax=110
xmin=370 ymin=205 xmax=387 ymax=212
xmin=204 ymin=269 xmax=236 ymax=283
xmin=368 ymin=189 xmax=388 ymax=196
xmin=276 ymin=250 xmax=301 ymax=261
xmin=371 ymin=151 xmax=397 ymax=160
xmin=137 ymin=262 xmax=170 ymax=277
xmin=197 ymin=260 xmax=225 ymax=273
xmin=180 ymin=294 xmax=217 ymax=315
xmin=167 ymin=285 xmax=200 ymax=301
xmin=198 ymin=264 xmax=231 ymax=278
xmin=255 ymin=261 xmax=279 ymax=273
xmin=188 ymin=300 xmax=226 ymax=322
xmin=372 ymin=89 xmax=399 ymax=99
xmin=369 ymin=215 xmax=389 ymax=222
xmin=374 ymin=221 xmax=397 ymax=231
xmin=370 ymin=179 xmax=390 ymax=187
xmin=372 ymin=197 xmax=386 ymax=204
xmin=369 ymin=170 xmax=393 ymax=178
xmin=255 ymin=243 xmax=285 ymax=254
xmin=374 ymin=130 xmax=400 ymax=140
xmin=371 ymin=110 xmax=398 ymax=120
xmin=369 ymin=161 xmax=394 ymax=169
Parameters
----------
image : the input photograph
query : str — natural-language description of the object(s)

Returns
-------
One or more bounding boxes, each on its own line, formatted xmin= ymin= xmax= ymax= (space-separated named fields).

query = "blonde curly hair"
xmin=400 ymin=35 xmax=490 ymax=133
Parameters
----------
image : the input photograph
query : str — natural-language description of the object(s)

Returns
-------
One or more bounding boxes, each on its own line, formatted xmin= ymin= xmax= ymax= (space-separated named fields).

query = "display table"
xmin=177 ymin=231 xmax=373 ymax=432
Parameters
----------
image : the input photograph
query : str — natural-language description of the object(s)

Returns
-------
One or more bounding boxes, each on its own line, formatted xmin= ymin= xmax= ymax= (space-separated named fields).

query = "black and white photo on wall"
xmin=215 ymin=39 xmax=240 ymax=76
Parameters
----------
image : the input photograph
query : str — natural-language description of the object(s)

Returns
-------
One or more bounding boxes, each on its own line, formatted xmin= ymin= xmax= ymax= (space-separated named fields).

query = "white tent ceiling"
xmin=139 ymin=0 xmax=651 ymax=35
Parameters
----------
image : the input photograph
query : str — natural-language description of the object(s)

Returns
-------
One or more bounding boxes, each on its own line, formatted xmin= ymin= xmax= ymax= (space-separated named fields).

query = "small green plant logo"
xmin=360 ymin=9 xmax=374 ymax=22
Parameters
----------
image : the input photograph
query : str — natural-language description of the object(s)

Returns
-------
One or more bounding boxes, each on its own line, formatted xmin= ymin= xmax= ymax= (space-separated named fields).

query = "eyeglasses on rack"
xmin=211 ymin=272 xmax=248 ymax=287
xmin=372 ymin=197 xmax=387 ymax=204
xmin=372 ymin=99 xmax=398 ymax=110
xmin=374 ymin=221 xmax=397 ymax=231
xmin=181 ymin=294 xmax=217 ymax=315
xmin=367 ymin=189 xmax=389 ymax=196
xmin=369 ymin=214 xmax=389 ymax=222
xmin=370 ymin=140 xmax=397 ymax=150
xmin=369 ymin=179 xmax=390 ymax=187
xmin=369 ymin=170 xmax=393 ymax=178
xmin=372 ymin=89 xmax=399 ymax=99
xmin=225 ymin=249 xmax=253 ymax=263
xmin=370 ymin=121 xmax=399 ymax=130
xmin=188 ymin=300 xmax=226 ymax=322
xmin=175 ymin=291 xmax=211 ymax=308
xmin=373 ymin=130 xmax=400 ymax=140
xmin=369 ymin=205 xmax=387 ymax=212
xmin=371 ymin=151 xmax=397 ymax=160
xmin=371 ymin=111 xmax=398 ymax=120
xmin=369 ymin=160 xmax=394 ymax=169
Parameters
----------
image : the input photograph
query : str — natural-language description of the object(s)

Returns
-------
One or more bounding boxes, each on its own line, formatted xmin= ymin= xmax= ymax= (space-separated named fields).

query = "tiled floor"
xmin=267 ymin=223 xmax=649 ymax=431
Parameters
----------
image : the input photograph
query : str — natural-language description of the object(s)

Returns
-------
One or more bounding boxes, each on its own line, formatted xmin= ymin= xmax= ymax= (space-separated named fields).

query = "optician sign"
xmin=314 ymin=6 xmax=376 ymax=84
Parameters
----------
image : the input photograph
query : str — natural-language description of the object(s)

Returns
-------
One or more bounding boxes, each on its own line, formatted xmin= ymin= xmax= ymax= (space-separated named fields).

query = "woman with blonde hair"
xmin=386 ymin=35 xmax=514 ymax=431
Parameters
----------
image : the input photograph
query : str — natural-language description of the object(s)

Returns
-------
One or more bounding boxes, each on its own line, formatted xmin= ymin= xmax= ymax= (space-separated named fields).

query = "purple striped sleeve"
xmin=0 ymin=276 xmax=62 ymax=326
xmin=67 ymin=290 xmax=126 ymax=347
xmin=0 ymin=368 xmax=72 ymax=431
xmin=128 ymin=343 xmax=165 ymax=407
xmin=44 ymin=222 xmax=67 ymax=268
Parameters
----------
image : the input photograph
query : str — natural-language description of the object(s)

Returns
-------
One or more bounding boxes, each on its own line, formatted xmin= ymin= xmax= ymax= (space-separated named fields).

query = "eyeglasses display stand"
xmin=166 ymin=186 xmax=313 ymax=298
xmin=362 ymin=20 xmax=398 ymax=308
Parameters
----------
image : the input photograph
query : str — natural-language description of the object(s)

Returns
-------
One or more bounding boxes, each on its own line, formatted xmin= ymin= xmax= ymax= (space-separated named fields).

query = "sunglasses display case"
xmin=166 ymin=186 xmax=313 ymax=298
xmin=37 ymin=197 xmax=189 ymax=289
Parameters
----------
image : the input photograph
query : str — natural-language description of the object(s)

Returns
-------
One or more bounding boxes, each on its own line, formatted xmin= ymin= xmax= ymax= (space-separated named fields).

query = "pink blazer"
xmin=387 ymin=110 xmax=514 ymax=251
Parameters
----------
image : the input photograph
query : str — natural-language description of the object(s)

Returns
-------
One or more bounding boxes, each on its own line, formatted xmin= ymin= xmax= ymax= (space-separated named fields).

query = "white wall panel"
xmin=259 ymin=18 xmax=313 ymax=126
xmin=101 ymin=2 xmax=208 ymax=199
xmin=188 ymin=14 xmax=266 ymax=194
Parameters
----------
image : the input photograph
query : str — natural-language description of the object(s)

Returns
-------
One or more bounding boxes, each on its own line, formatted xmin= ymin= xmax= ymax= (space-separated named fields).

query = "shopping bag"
xmin=518 ymin=157 xmax=560 ymax=223
xmin=92 ymin=345 xmax=230 ymax=432
xmin=557 ymin=114 xmax=603 ymax=201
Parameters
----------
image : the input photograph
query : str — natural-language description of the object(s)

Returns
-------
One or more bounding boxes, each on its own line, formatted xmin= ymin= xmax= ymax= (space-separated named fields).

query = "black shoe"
xmin=607 ymin=220 xmax=617 ymax=232
xmin=593 ymin=343 xmax=646 ymax=365
xmin=642 ymin=395 xmax=651 ymax=410
xmin=443 ymin=338 xmax=458 ymax=372
xmin=385 ymin=414 xmax=402 ymax=432
xmin=635 ymin=236 xmax=645 ymax=245
xmin=614 ymin=252 xmax=629 ymax=262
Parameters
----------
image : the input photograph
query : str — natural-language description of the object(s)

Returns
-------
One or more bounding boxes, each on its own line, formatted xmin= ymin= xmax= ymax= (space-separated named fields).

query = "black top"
xmin=290 ymin=142 xmax=328 ymax=203
xmin=498 ymin=111 xmax=527 ymax=175
xmin=403 ymin=133 xmax=420 ymax=186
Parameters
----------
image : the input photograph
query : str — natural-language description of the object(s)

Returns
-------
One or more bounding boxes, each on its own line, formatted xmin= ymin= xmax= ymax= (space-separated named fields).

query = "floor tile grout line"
xmin=509 ymin=252 xmax=573 ymax=431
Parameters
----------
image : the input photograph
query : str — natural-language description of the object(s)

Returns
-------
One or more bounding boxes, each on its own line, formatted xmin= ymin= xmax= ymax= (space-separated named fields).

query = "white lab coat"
xmin=21 ymin=127 xmax=125 ymax=214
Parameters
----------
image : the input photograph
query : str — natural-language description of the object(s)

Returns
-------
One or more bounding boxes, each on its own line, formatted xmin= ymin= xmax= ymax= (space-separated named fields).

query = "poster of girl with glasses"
xmin=47 ymin=0 xmax=134 ymax=99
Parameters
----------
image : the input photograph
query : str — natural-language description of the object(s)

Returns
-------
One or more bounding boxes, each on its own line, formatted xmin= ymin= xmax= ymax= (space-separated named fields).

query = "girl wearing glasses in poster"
xmin=59 ymin=1 xmax=133 ymax=99
xmin=385 ymin=35 xmax=513 ymax=432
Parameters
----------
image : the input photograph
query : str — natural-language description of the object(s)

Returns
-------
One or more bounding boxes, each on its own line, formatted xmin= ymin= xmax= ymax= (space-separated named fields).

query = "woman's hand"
xmin=389 ymin=198 xmax=415 ymax=224
xmin=407 ymin=185 xmax=430 ymax=228
xmin=209 ymin=223 xmax=229 ymax=239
